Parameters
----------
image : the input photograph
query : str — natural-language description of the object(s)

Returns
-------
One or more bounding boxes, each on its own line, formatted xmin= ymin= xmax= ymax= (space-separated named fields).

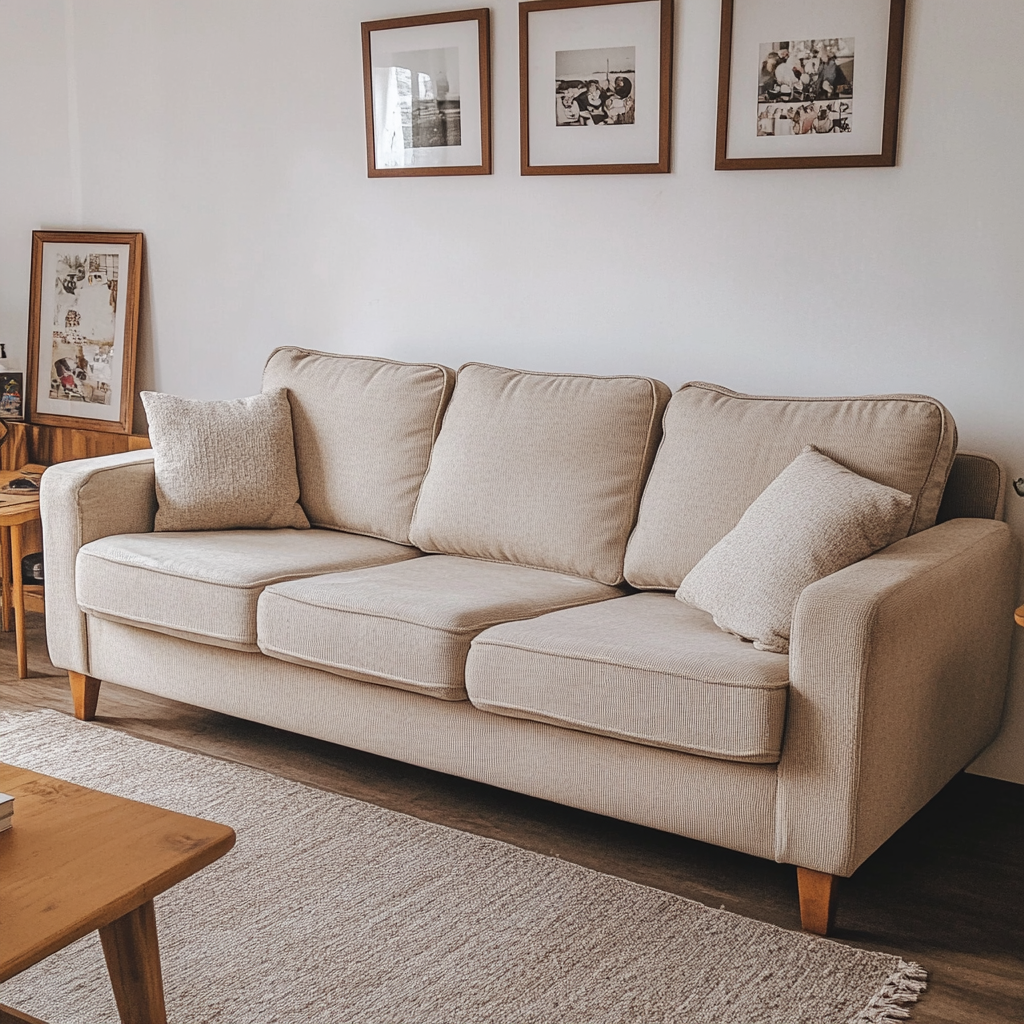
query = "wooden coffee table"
xmin=0 ymin=762 xmax=235 ymax=1024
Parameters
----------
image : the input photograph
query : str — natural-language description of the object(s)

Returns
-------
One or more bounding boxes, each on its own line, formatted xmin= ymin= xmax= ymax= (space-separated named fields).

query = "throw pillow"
xmin=142 ymin=389 xmax=310 ymax=532
xmin=675 ymin=445 xmax=913 ymax=654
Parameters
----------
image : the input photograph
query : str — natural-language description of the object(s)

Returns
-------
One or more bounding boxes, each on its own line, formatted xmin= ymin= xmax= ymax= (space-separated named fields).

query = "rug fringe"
xmin=848 ymin=960 xmax=928 ymax=1024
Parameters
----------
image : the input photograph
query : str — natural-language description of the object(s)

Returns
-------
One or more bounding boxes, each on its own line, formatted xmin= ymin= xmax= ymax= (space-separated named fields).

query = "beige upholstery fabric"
xmin=43 ymin=440 xmax=1015 ymax=879
xmin=258 ymin=555 xmax=622 ymax=700
xmin=38 ymin=358 xmax=1015 ymax=886
xmin=677 ymin=447 xmax=913 ymax=654
xmin=778 ymin=518 xmax=1016 ymax=876
xmin=263 ymin=348 xmax=454 ymax=544
xmin=77 ymin=529 xmax=419 ymax=651
xmin=40 ymin=451 xmax=158 ymax=676
xmin=467 ymin=593 xmax=790 ymax=763
xmin=937 ymin=451 xmax=1006 ymax=522
xmin=142 ymin=389 xmax=309 ymax=532
xmin=409 ymin=363 xmax=671 ymax=585
xmin=86 ymin=615 xmax=779 ymax=862
xmin=626 ymin=383 xmax=957 ymax=590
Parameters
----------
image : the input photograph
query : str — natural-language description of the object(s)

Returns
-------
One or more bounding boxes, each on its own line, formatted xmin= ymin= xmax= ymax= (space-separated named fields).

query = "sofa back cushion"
xmin=409 ymin=363 xmax=671 ymax=585
xmin=263 ymin=347 xmax=454 ymax=545
xmin=936 ymin=451 xmax=1005 ymax=523
xmin=625 ymin=382 xmax=957 ymax=590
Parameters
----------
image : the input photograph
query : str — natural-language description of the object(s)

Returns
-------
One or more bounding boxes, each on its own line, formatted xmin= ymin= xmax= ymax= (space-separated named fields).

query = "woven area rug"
xmin=0 ymin=710 xmax=926 ymax=1023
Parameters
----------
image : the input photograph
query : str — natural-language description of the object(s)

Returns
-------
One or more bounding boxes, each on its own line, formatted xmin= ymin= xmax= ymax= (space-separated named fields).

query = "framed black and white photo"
xmin=716 ymin=0 xmax=905 ymax=170
xmin=520 ymin=0 xmax=674 ymax=175
xmin=362 ymin=9 xmax=491 ymax=177
xmin=26 ymin=230 xmax=143 ymax=434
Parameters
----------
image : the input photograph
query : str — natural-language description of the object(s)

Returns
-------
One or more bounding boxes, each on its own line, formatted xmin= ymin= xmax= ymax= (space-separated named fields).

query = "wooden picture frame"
xmin=520 ymin=0 xmax=673 ymax=175
xmin=362 ymin=8 xmax=492 ymax=177
xmin=716 ymin=0 xmax=905 ymax=170
xmin=26 ymin=230 xmax=143 ymax=435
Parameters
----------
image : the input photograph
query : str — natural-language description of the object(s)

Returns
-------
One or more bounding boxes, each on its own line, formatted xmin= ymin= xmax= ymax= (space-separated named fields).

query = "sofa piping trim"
xmin=468 ymin=698 xmax=782 ymax=764
xmin=256 ymin=642 xmax=469 ymax=700
xmin=469 ymin=635 xmax=790 ymax=690
xmin=77 ymin=548 xmax=394 ymax=591
xmin=260 ymin=588 xmax=622 ymax=634
xmin=83 ymin=608 xmax=261 ymax=652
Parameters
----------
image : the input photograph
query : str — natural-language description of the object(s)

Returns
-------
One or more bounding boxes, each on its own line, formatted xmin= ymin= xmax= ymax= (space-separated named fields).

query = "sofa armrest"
xmin=776 ymin=518 xmax=1017 ymax=877
xmin=40 ymin=452 xmax=158 ymax=675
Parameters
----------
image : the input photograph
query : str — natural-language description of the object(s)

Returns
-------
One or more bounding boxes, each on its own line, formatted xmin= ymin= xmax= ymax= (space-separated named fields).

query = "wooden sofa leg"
xmin=797 ymin=867 xmax=838 ymax=936
xmin=69 ymin=672 xmax=101 ymax=721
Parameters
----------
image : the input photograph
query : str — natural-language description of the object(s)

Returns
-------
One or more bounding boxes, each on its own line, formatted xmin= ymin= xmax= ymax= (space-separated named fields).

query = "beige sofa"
xmin=40 ymin=349 xmax=1017 ymax=935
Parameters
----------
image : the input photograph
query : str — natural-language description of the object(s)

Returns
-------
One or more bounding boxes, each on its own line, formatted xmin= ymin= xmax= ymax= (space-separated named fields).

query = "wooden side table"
xmin=0 ymin=467 xmax=46 ymax=679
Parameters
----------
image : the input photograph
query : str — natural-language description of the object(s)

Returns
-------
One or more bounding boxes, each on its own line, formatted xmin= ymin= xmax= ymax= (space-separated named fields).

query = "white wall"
xmin=1 ymin=0 xmax=1022 ymax=782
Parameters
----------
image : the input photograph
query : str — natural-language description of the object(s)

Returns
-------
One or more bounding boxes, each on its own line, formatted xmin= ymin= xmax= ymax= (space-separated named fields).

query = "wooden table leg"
xmin=10 ymin=522 xmax=26 ymax=678
xmin=0 ymin=524 xmax=11 ymax=633
xmin=98 ymin=900 xmax=168 ymax=1024
xmin=0 ymin=524 xmax=11 ymax=634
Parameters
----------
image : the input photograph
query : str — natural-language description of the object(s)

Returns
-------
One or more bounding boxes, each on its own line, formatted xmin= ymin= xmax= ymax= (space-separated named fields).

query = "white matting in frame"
xmin=723 ymin=0 xmax=894 ymax=163
xmin=526 ymin=0 xmax=664 ymax=168
xmin=367 ymin=17 xmax=484 ymax=172
xmin=34 ymin=240 xmax=131 ymax=424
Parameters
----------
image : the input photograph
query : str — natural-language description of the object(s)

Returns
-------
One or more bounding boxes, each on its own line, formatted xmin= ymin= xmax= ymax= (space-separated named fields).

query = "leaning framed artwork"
xmin=716 ymin=0 xmax=906 ymax=170
xmin=25 ymin=230 xmax=143 ymax=434
xmin=520 ymin=0 xmax=674 ymax=175
xmin=362 ymin=8 xmax=492 ymax=177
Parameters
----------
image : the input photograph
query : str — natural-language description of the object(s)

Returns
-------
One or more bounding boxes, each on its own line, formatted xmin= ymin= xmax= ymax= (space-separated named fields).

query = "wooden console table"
xmin=0 ymin=468 xmax=45 ymax=679
xmin=0 ymin=423 xmax=150 ymax=679
xmin=0 ymin=422 xmax=150 ymax=473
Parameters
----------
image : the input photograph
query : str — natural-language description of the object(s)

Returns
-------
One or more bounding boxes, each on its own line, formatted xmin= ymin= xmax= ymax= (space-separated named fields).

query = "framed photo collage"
xmin=362 ymin=0 xmax=906 ymax=177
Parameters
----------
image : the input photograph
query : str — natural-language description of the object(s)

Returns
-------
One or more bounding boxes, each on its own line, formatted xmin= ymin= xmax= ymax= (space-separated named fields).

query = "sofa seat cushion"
xmin=76 ymin=530 xmax=420 ymax=652
xmin=465 ymin=592 xmax=790 ymax=763
xmin=256 ymin=555 xmax=622 ymax=701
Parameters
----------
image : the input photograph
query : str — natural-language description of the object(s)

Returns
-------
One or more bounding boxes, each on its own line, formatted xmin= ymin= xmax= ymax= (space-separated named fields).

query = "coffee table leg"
xmin=98 ymin=900 xmax=168 ymax=1024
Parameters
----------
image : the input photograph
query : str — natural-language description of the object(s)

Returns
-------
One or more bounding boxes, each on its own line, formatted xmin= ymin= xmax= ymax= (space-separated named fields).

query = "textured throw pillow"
xmin=142 ymin=389 xmax=310 ymax=532
xmin=676 ymin=446 xmax=913 ymax=654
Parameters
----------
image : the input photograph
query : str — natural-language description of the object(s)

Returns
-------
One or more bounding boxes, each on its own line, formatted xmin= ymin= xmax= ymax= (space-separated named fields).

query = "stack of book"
xmin=0 ymin=792 xmax=12 ymax=833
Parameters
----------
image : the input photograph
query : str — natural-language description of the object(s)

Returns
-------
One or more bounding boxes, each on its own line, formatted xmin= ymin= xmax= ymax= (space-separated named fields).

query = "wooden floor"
xmin=2 ymin=614 xmax=1021 ymax=1023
